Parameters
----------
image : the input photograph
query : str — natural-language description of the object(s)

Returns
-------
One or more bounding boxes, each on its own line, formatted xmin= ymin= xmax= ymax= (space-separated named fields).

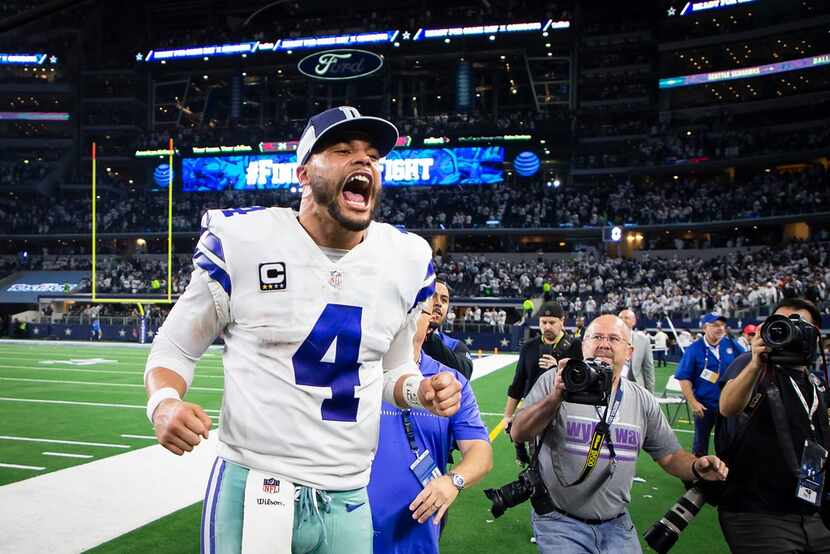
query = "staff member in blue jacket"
xmin=675 ymin=312 xmax=746 ymax=456
xmin=368 ymin=295 xmax=492 ymax=554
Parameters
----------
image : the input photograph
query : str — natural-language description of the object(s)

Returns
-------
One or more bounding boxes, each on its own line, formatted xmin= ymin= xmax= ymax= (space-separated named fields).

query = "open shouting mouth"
xmin=341 ymin=171 xmax=373 ymax=211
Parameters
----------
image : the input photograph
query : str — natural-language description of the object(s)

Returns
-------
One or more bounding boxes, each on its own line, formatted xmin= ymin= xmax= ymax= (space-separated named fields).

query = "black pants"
xmin=719 ymin=510 xmax=830 ymax=553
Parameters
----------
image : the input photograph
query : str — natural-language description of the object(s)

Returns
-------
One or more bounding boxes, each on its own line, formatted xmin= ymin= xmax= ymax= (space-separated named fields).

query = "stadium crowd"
xmin=0 ymin=165 xmax=826 ymax=234
xmin=433 ymin=239 xmax=830 ymax=319
xmin=5 ymin=239 xmax=829 ymax=327
xmin=575 ymin=124 xmax=830 ymax=169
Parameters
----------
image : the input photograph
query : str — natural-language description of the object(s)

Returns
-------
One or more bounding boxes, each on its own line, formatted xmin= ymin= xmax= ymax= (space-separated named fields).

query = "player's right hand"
xmin=152 ymin=399 xmax=212 ymax=456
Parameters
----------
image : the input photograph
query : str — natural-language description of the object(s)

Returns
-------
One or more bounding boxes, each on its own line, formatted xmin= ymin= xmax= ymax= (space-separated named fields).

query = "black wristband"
xmin=691 ymin=459 xmax=703 ymax=481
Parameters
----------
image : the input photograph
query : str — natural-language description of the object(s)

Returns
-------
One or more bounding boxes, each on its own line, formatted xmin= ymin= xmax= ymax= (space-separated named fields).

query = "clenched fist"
xmin=152 ymin=399 xmax=212 ymax=456
xmin=419 ymin=372 xmax=462 ymax=417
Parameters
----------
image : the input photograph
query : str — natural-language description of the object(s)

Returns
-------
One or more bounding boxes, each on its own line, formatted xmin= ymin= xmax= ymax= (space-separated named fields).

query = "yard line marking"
xmin=489 ymin=418 xmax=506 ymax=442
xmin=0 ymin=435 xmax=130 ymax=449
xmin=0 ymin=397 xmax=221 ymax=414
xmin=0 ymin=351 xmax=225 ymax=365
xmin=120 ymin=434 xmax=159 ymax=440
xmin=42 ymin=452 xmax=94 ymax=459
xmin=0 ymin=376 xmax=223 ymax=392
xmin=0 ymin=431 xmax=219 ymax=553
xmin=480 ymin=412 xmax=502 ymax=417
xmin=0 ymin=462 xmax=45 ymax=471
xmin=0 ymin=365 xmax=224 ymax=379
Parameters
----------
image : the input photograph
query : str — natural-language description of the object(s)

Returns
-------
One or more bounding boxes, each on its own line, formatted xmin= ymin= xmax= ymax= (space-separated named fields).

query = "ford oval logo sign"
xmin=298 ymin=49 xmax=384 ymax=81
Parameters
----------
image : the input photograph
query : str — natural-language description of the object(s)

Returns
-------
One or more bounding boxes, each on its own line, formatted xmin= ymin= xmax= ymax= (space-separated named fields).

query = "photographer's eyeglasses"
xmin=587 ymin=333 xmax=627 ymax=346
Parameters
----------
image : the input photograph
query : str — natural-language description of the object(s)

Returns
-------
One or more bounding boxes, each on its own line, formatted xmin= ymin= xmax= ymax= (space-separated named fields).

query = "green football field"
xmin=0 ymin=341 xmax=730 ymax=553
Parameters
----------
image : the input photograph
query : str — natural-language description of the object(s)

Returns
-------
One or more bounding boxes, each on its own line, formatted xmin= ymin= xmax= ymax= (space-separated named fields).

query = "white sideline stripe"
xmin=0 ymin=376 xmax=224 ymax=392
xmin=121 ymin=434 xmax=159 ymax=440
xmin=0 ymin=462 xmax=45 ymax=471
xmin=42 ymin=452 xmax=94 ymax=459
xmin=0 ymin=364 xmax=224 ymax=379
xmin=0 ymin=338 xmax=225 ymax=350
xmin=0 ymin=435 xmax=130 ymax=449
xmin=0 ymin=354 xmax=513 ymax=551
xmin=0 ymin=396 xmax=221 ymax=414
xmin=470 ymin=354 xmax=519 ymax=382
xmin=0 ymin=354 xmax=224 ymax=368
xmin=0 ymin=433 xmax=220 ymax=553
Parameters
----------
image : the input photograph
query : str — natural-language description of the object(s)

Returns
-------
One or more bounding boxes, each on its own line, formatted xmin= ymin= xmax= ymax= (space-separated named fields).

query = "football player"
xmin=144 ymin=107 xmax=463 ymax=554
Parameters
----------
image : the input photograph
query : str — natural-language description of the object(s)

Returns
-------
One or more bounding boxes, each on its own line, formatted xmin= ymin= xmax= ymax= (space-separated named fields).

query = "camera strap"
xmin=789 ymin=376 xmax=819 ymax=434
xmin=556 ymin=385 xmax=624 ymax=488
xmin=766 ymin=379 xmax=802 ymax=478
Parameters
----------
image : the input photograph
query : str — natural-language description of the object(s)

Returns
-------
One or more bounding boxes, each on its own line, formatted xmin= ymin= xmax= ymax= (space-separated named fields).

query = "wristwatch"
xmin=448 ymin=471 xmax=465 ymax=491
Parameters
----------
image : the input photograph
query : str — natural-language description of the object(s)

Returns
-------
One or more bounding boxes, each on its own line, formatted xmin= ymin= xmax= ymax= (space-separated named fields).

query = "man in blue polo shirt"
xmin=675 ymin=312 xmax=746 ymax=456
xmin=368 ymin=296 xmax=493 ymax=554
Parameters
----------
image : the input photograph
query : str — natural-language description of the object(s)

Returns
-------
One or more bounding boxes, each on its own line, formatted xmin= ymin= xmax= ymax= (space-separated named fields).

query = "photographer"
xmin=510 ymin=315 xmax=728 ymax=553
xmin=503 ymin=302 xmax=582 ymax=429
xmin=717 ymin=298 xmax=830 ymax=553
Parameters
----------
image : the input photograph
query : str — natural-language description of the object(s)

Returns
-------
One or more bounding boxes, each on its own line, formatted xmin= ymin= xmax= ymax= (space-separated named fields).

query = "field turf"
xmin=0 ymin=341 xmax=729 ymax=553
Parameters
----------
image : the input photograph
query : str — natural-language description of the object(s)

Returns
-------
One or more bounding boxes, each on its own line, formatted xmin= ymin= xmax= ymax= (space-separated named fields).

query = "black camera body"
xmin=484 ymin=465 xmax=555 ymax=519
xmin=562 ymin=358 xmax=614 ymax=405
xmin=761 ymin=313 xmax=820 ymax=367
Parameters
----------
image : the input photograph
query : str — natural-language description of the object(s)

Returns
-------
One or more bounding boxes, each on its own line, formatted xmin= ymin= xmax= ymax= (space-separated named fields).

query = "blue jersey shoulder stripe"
xmin=409 ymin=262 xmax=436 ymax=313
xmin=198 ymin=231 xmax=225 ymax=262
xmin=193 ymin=251 xmax=232 ymax=296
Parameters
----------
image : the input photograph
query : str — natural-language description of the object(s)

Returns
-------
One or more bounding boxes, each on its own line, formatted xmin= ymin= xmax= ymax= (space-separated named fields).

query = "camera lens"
xmin=766 ymin=320 xmax=792 ymax=347
xmin=568 ymin=366 xmax=588 ymax=386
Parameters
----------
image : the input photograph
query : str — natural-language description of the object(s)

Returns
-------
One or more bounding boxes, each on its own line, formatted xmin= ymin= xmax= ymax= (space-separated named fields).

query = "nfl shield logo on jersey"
xmin=262 ymin=478 xmax=280 ymax=494
xmin=328 ymin=269 xmax=343 ymax=290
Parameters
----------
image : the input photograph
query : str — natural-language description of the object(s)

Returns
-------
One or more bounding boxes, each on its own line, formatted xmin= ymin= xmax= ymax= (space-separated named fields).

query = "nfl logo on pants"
xmin=262 ymin=478 xmax=280 ymax=494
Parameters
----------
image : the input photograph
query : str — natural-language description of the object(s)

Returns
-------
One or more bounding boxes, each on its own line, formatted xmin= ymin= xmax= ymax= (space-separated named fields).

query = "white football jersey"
xmin=150 ymin=207 xmax=434 ymax=490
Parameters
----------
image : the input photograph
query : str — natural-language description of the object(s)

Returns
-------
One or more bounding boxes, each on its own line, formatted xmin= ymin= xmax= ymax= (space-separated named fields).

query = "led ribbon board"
xmin=0 ymin=53 xmax=48 ymax=65
xmin=659 ymin=52 xmax=830 ymax=89
xmin=412 ymin=19 xmax=568 ymax=41
xmin=137 ymin=20 xmax=571 ymax=62
xmin=181 ymin=147 xmax=505 ymax=191
xmin=139 ymin=32 xmax=397 ymax=62
xmin=669 ymin=0 xmax=756 ymax=16
xmin=140 ymin=42 xmax=259 ymax=62
xmin=0 ymin=112 xmax=69 ymax=121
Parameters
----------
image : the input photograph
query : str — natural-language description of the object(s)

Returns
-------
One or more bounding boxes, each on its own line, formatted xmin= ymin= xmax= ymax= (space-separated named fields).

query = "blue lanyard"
xmin=401 ymin=410 xmax=420 ymax=456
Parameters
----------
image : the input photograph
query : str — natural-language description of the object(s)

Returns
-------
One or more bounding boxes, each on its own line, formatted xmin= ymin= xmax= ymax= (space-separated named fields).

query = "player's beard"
xmin=309 ymin=174 xmax=381 ymax=232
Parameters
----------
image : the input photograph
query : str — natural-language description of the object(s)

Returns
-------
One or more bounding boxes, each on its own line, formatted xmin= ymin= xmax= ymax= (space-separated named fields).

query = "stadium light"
xmin=553 ymin=178 xmax=561 ymax=188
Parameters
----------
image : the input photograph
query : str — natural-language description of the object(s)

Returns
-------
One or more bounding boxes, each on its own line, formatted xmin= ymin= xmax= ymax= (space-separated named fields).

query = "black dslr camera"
xmin=761 ymin=313 xmax=820 ymax=367
xmin=484 ymin=465 xmax=555 ymax=518
xmin=561 ymin=358 xmax=614 ymax=405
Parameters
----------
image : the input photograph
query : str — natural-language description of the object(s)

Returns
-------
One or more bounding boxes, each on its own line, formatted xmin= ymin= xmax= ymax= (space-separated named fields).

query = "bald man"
xmin=619 ymin=309 xmax=655 ymax=394
xmin=511 ymin=315 xmax=728 ymax=553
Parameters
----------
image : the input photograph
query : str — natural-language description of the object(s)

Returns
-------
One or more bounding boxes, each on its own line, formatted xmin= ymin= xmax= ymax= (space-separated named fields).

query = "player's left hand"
xmin=419 ymin=372 xmax=462 ymax=417
xmin=409 ymin=475 xmax=459 ymax=524
xmin=693 ymin=455 xmax=729 ymax=481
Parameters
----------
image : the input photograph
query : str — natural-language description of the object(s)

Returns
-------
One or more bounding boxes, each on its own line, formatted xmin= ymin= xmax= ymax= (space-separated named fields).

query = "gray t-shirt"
xmin=522 ymin=368 xmax=681 ymax=520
